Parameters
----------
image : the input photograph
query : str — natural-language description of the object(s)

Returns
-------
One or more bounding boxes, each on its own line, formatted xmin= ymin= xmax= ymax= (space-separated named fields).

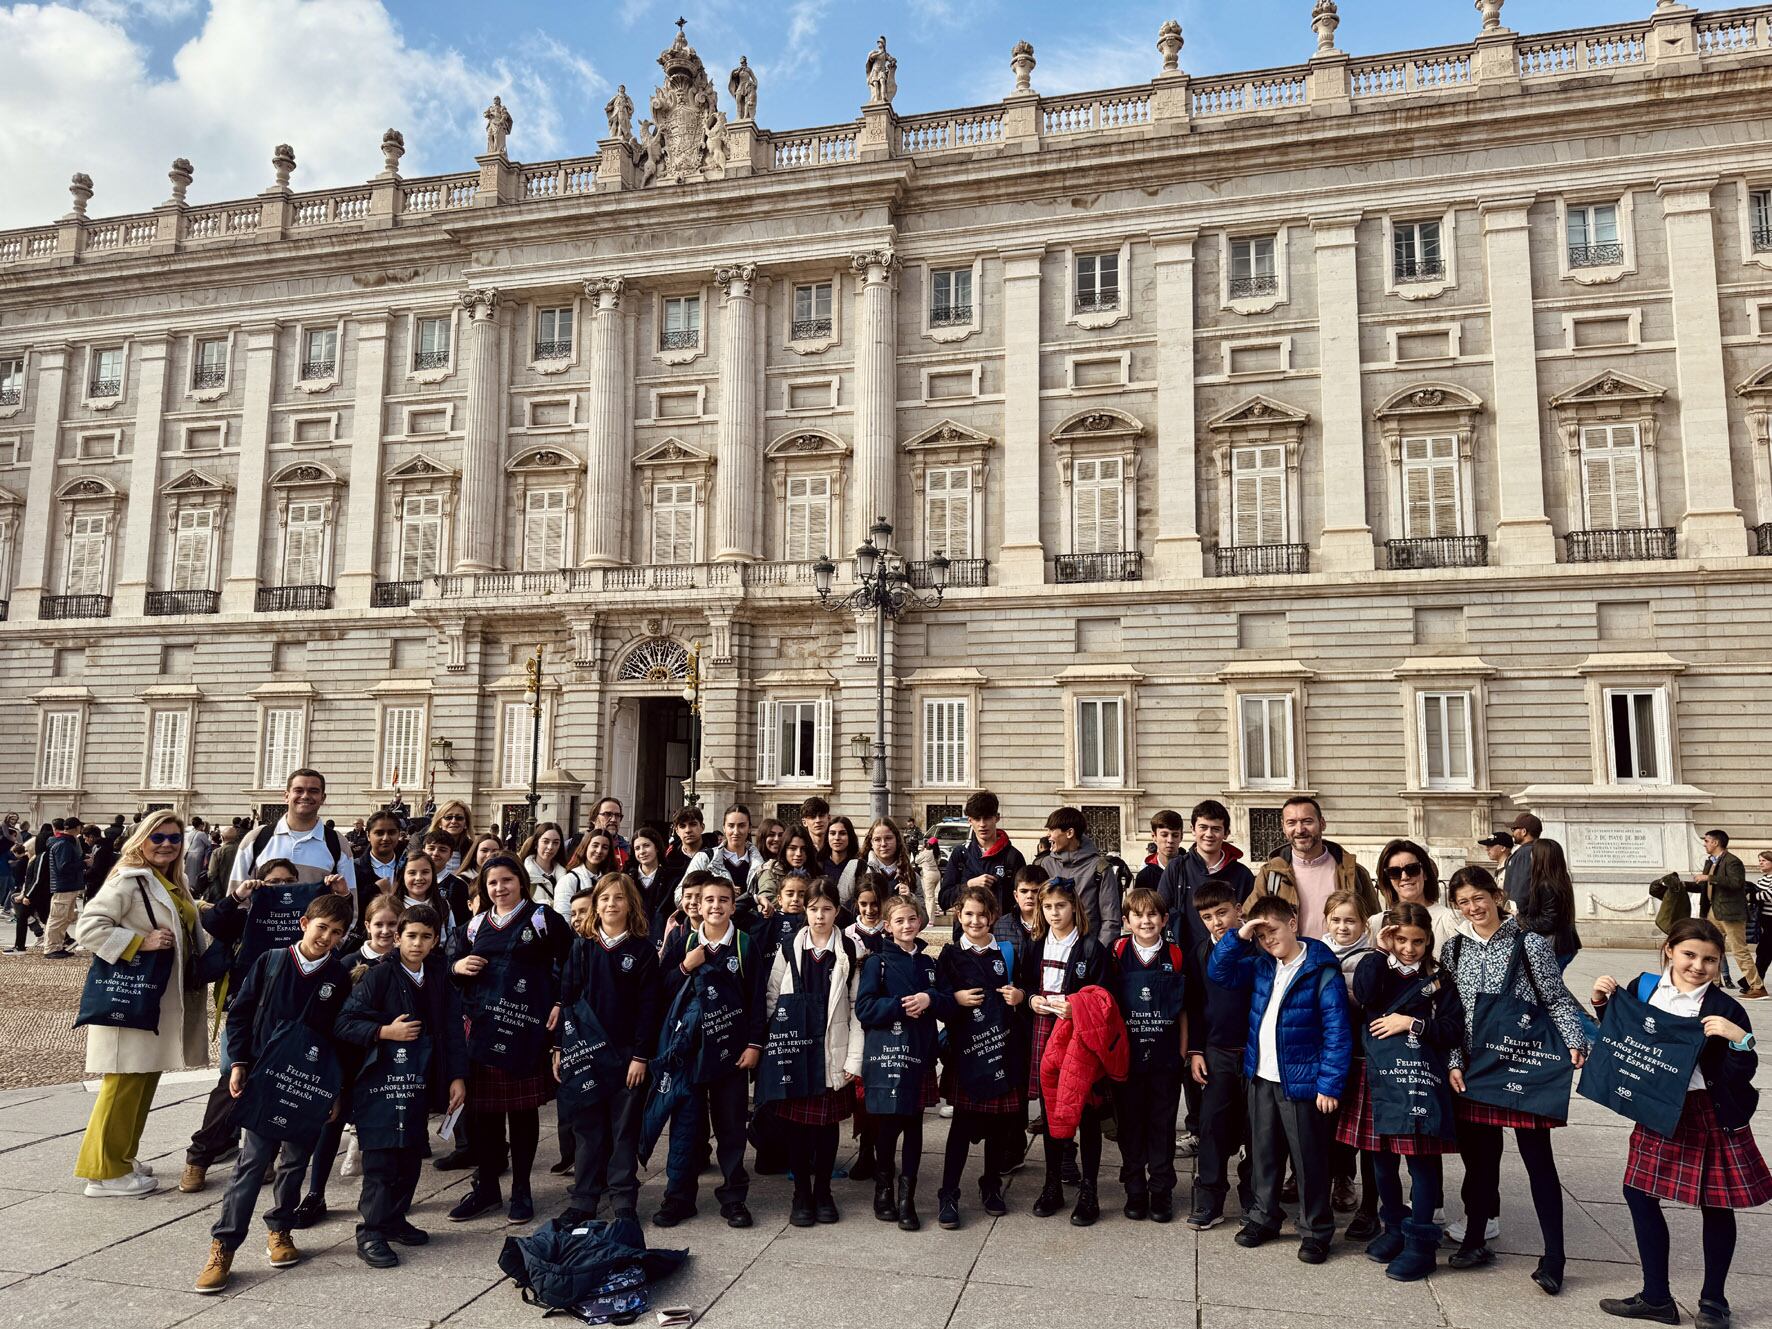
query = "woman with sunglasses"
xmin=1370 ymin=840 xmax=1459 ymax=951
xmin=73 ymin=812 xmax=219 ymax=1198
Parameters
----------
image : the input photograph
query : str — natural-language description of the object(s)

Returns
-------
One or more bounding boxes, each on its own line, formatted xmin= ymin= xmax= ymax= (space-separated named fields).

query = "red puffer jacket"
xmin=1039 ymin=985 xmax=1130 ymax=1139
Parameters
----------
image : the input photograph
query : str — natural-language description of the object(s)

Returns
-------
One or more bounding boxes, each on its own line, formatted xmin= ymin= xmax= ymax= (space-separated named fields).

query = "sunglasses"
xmin=147 ymin=832 xmax=185 ymax=846
xmin=1386 ymin=863 xmax=1425 ymax=880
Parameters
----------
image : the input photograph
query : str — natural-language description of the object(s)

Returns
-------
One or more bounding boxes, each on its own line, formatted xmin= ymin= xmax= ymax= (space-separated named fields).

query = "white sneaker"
xmin=85 ymin=1173 xmax=158 ymax=1198
xmin=937 ymin=1103 xmax=955 ymax=1119
xmin=1446 ymin=1215 xmax=1501 ymax=1242
xmin=126 ymin=1159 xmax=155 ymax=1178
xmin=1174 ymin=1132 xmax=1200 ymax=1158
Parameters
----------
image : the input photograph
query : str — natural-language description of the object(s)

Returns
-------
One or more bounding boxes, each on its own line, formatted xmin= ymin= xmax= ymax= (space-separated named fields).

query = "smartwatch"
xmin=1731 ymin=1033 xmax=1757 ymax=1053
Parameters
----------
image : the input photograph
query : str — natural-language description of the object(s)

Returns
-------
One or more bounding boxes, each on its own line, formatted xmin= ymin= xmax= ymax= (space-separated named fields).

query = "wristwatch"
xmin=1731 ymin=1033 xmax=1757 ymax=1052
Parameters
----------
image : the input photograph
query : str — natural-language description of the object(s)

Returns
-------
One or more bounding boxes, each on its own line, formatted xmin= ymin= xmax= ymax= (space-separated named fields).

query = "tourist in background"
xmin=1518 ymin=838 xmax=1583 ymax=973
xmin=1698 ymin=829 xmax=1765 ymax=1001
xmin=1504 ymin=813 xmax=1540 ymax=907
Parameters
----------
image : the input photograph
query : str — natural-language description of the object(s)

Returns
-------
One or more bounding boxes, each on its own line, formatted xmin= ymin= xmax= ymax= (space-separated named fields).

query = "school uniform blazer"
xmin=658 ymin=926 xmax=769 ymax=1049
xmin=1596 ymin=973 xmax=1760 ymax=1130
xmin=75 ymin=866 xmax=215 ymax=1075
xmin=854 ymin=942 xmax=959 ymax=1067
xmin=335 ymin=952 xmax=469 ymax=1110
xmin=766 ymin=930 xmax=863 ymax=1090
xmin=1015 ymin=932 xmax=1111 ymax=999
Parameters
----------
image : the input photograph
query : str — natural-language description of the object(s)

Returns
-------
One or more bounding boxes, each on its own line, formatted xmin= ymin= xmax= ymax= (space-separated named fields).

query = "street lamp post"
xmin=524 ymin=644 xmax=544 ymax=838
xmin=682 ymin=640 xmax=703 ymax=810
xmin=814 ymin=518 xmax=948 ymax=822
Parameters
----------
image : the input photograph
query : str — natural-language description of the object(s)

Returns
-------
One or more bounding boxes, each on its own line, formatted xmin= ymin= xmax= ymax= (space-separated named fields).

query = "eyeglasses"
xmin=1386 ymin=863 xmax=1425 ymax=880
xmin=147 ymin=832 xmax=184 ymax=846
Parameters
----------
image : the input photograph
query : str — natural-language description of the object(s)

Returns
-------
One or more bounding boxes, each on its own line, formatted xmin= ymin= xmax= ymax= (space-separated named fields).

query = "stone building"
xmin=2 ymin=2 xmax=1770 ymax=935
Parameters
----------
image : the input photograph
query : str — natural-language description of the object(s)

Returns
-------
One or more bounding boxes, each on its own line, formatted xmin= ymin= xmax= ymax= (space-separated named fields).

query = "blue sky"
xmin=0 ymin=0 xmax=1716 ymax=228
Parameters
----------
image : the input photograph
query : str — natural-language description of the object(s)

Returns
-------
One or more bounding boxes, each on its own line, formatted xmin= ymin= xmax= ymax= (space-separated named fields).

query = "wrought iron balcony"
xmin=255 ymin=583 xmax=334 ymax=612
xmin=909 ymin=557 xmax=988 ymax=588
xmin=192 ymin=366 xmax=227 ymax=389
xmin=1394 ymin=257 xmax=1446 ymax=283
xmin=413 ymin=349 xmax=450 ymax=370
xmin=300 ymin=359 xmax=335 ymax=381
xmin=88 ymin=378 xmax=121 ymax=398
xmin=1564 ymin=526 xmax=1676 ymax=562
xmin=146 ymin=589 xmax=220 ymax=616
xmin=1567 ymin=242 xmax=1625 ymax=269
xmin=930 ymin=303 xmax=973 ymax=327
xmin=0 ymin=387 xmax=20 ymax=406
xmin=1229 ymin=275 xmax=1279 ymax=299
xmin=1384 ymin=535 xmax=1488 ymax=570
xmin=1054 ymin=551 xmax=1142 ymax=583
xmin=1214 ymin=543 xmax=1310 ymax=577
xmin=1757 ymin=522 xmax=1772 ymax=557
xmin=41 ymin=593 xmax=112 ymax=620
xmin=790 ymin=318 xmax=833 ymax=340
xmin=1074 ymin=294 xmax=1121 ymax=314
xmin=533 ymin=338 xmax=572 ymax=359
xmin=371 ymin=579 xmax=423 ymax=608
xmin=1754 ymin=227 xmax=1772 ymax=254
xmin=660 ymin=329 xmax=698 ymax=350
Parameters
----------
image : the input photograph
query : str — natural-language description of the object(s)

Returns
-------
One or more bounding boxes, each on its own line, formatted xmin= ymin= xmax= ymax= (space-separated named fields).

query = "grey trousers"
xmin=211 ymin=1127 xmax=309 ymax=1250
xmin=1246 ymin=1077 xmax=1335 ymax=1242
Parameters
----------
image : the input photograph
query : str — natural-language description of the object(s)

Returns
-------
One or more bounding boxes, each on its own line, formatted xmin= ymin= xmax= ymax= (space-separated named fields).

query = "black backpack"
xmin=249 ymin=822 xmax=345 ymax=874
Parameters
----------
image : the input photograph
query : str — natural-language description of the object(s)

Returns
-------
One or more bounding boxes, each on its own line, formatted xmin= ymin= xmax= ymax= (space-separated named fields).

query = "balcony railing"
xmin=255 ymin=584 xmax=335 ymax=612
xmin=88 ymin=378 xmax=121 ymax=398
xmin=660 ymin=329 xmax=698 ymax=350
xmin=534 ymin=339 xmax=573 ymax=359
xmin=1757 ymin=522 xmax=1772 ymax=556
xmin=1228 ymin=274 xmax=1279 ymax=298
xmin=0 ymin=387 xmax=18 ymax=406
xmin=300 ymin=359 xmax=336 ymax=381
xmin=1564 ymin=526 xmax=1676 ymax=562
xmin=1567 ymin=242 xmax=1625 ymax=268
xmin=371 ymin=579 xmax=422 ymax=607
xmin=909 ymin=557 xmax=988 ymax=588
xmin=41 ymin=594 xmax=112 ymax=620
xmin=145 ymin=589 xmax=220 ymax=616
xmin=1384 ymin=535 xmax=1489 ymax=570
xmin=191 ymin=366 xmax=226 ymax=389
xmin=790 ymin=318 xmax=833 ymax=340
xmin=1394 ymin=257 xmax=1446 ymax=283
xmin=1754 ymin=226 xmax=1772 ymax=254
xmin=1054 ymin=551 xmax=1143 ymax=583
xmin=413 ymin=349 xmax=450 ymax=370
xmin=930 ymin=303 xmax=973 ymax=327
xmin=1214 ymin=543 xmax=1310 ymax=576
xmin=1074 ymin=294 xmax=1121 ymax=314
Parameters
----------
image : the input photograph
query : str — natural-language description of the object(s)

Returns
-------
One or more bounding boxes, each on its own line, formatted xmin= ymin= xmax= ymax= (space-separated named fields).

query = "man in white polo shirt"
xmin=231 ymin=770 xmax=353 ymax=890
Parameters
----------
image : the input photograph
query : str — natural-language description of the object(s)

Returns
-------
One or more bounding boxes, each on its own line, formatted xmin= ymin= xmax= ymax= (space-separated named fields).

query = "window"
xmin=1567 ymin=203 xmax=1622 ymax=268
xmin=1230 ymin=237 xmax=1278 ymax=297
xmin=1238 ymin=694 xmax=1293 ymax=789
xmin=193 ymin=338 xmax=227 ymax=388
xmin=261 ymin=707 xmax=304 ymax=788
xmin=1230 ymin=445 xmax=1286 ymax=546
xmin=755 ymin=699 xmax=831 ymax=785
xmin=147 ymin=710 xmax=190 ymax=790
xmin=90 ymin=347 xmax=123 ymax=396
xmin=1392 ymin=220 xmax=1443 ymax=282
xmin=65 ymin=513 xmax=109 ymax=594
xmin=535 ymin=306 xmax=574 ymax=358
xmin=1076 ymin=696 xmax=1124 ymax=787
xmin=1072 ymin=457 xmax=1124 ymax=555
xmin=1400 ymin=436 xmax=1462 ymax=537
xmin=280 ymin=500 xmax=327 ymax=585
xmin=651 ymin=482 xmax=696 ymax=564
xmin=924 ymin=466 xmax=972 ymax=560
xmin=922 ymin=697 xmax=968 ymax=786
xmin=1753 ymin=190 xmax=1772 ymax=252
xmin=40 ymin=711 xmax=80 ymax=788
xmin=170 ymin=509 xmax=216 ymax=591
xmin=522 ymin=488 xmax=568 ymax=570
xmin=414 ymin=316 xmax=450 ymax=370
xmin=380 ymin=704 xmax=425 ymax=788
xmin=501 ymin=699 xmax=537 ymax=787
xmin=1418 ymin=692 xmax=1473 ymax=789
xmin=1075 ymin=252 xmax=1120 ymax=312
xmin=1606 ymin=687 xmax=1666 ymax=784
xmin=0 ymin=356 xmax=20 ymax=405
xmin=662 ymin=296 xmax=701 ymax=349
xmin=1579 ymin=425 xmax=1647 ymax=529
xmin=302 ymin=328 xmax=337 ymax=379
xmin=399 ymin=494 xmax=443 ymax=580
xmin=792 ymin=283 xmax=833 ymax=339
xmin=784 ymin=474 xmax=831 ymax=561
xmin=930 ymin=267 xmax=973 ymax=326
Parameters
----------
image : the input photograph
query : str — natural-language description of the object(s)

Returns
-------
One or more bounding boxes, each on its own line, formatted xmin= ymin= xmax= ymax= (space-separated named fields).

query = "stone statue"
xmin=705 ymin=109 xmax=730 ymax=177
xmin=865 ymin=35 xmax=897 ymax=105
xmin=645 ymin=22 xmax=725 ymax=184
xmin=728 ymin=56 xmax=758 ymax=120
xmin=1157 ymin=19 xmax=1184 ymax=72
xmin=605 ymin=84 xmax=634 ymax=143
xmin=380 ymin=128 xmax=405 ymax=174
xmin=636 ymin=118 xmax=662 ymax=187
xmin=483 ymin=95 xmax=512 ymax=156
xmin=1311 ymin=0 xmax=1340 ymax=54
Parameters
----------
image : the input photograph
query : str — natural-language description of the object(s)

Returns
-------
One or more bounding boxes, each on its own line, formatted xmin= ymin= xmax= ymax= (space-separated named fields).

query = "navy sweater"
xmin=560 ymin=933 xmax=664 ymax=1063
xmin=1185 ymin=934 xmax=1253 ymax=1054
xmin=225 ymin=944 xmax=354 ymax=1073
xmin=335 ymin=952 xmax=469 ymax=1111
xmin=1348 ymin=952 xmax=1465 ymax=1053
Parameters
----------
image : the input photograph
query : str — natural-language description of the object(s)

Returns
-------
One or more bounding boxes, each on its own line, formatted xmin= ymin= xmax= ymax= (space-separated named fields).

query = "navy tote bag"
xmin=1362 ymin=974 xmax=1455 ymax=1139
xmin=73 ymin=883 xmax=175 ymax=1034
xmin=1577 ymin=976 xmax=1705 ymax=1138
xmin=1456 ymin=935 xmax=1575 ymax=1121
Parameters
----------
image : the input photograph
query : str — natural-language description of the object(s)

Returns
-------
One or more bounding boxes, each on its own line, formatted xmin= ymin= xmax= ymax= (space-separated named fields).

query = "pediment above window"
xmin=1550 ymin=370 xmax=1666 ymax=413
xmin=904 ymin=419 xmax=995 ymax=453
xmin=1734 ymin=361 xmax=1772 ymax=400
xmin=268 ymin=460 xmax=344 ymax=491
xmin=56 ymin=475 xmax=123 ymax=505
xmin=635 ymin=436 xmax=714 ymax=467
xmin=384 ymin=452 xmax=458 ymax=484
xmin=765 ymin=429 xmax=849 ymax=459
xmin=1207 ymin=395 xmax=1310 ymax=435
xmin=1050 ymin=407 xmax=1145 ymax=447
xmin=505 ymin=444 xmax=584 ymax=475
xmin=160 ymin=468 xmax=233 ymax=499
xmin=1373 ymin=382 xmax=1483 ymax=424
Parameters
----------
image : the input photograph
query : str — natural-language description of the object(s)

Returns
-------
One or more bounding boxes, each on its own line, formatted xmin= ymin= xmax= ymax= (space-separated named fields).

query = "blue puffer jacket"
xmin=1207 ymin=932 xmax=1352 ymax=1101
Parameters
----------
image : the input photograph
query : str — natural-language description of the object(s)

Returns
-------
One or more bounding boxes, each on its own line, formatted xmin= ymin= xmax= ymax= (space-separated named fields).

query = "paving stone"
xmin=971 ymin=1204 xmax=1198 ymax=1301
xmin=694 ymin=1264 xmax=961 ymax=1329
xmin=0 ymin=1270 xmax=218 ymax=1328
xmin=1194 ymin=1227 xmax=1441 ymax=1322
xmin=951 ymin=1281 xmax=1198 ymax=1328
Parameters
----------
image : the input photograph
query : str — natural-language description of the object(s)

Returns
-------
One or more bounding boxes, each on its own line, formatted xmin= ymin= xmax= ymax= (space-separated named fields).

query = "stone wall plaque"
xmin=1568 ymin=823 xmax=1661 ymax=869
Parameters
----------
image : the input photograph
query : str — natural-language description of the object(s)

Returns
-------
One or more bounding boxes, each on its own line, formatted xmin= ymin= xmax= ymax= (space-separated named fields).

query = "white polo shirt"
xmin=231 ymin=816 xmax=351 ymax=888
xmin=1255 ymin=946 xmax=1309 ymax=1084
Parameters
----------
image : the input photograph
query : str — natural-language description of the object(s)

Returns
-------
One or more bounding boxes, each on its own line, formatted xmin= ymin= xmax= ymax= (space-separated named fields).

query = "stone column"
xmin=336 ymin=315 xmax=390 ymax=607
xmin=222 ymin=324 xmax=280 ymax=613
xmin=12 ymin=345 xmax=70 ymax=620
xmin=1481 ymin=199 xmax=1557 ymax=565
xmin=1152 ymin=233 xmax=1204 ymax=578
xmin=455 ymin=288 xmax=503 ymax=572
xmin=1660 ymin=179 xmax=1748 ymax=557
xmin=712 ymin=263 xmax=761 ymax=563
xmin=115 ymin=337 xmax=171 ymax=614
xmin=582 ymin=277 xmax=631 ymax=566
xmin=1311 ymin=217 xmax=1374 ymax=571
xmin=999 ymin=248 xmax=1046 ymax=584
xmin=851 ymin=249 xmax=899 ymax=540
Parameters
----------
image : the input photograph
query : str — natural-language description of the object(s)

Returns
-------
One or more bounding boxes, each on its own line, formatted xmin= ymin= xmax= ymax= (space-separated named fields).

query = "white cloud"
xmin=0 ymin=0 xmax=604 ymax=229
xmin=769 ymin=0 xmax=828 ymax=83
xmin=1030 ymin=32 xmax=1157 ymax=96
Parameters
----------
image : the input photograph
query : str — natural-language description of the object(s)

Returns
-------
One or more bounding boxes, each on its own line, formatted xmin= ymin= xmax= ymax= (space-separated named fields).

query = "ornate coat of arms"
xmin=644 ymin=26 xmax=728 ymax=185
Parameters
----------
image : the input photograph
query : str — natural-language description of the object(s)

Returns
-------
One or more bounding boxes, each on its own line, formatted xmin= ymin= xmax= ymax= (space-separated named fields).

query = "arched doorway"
xmin=610 ymin=637 xmax=694 ymax=830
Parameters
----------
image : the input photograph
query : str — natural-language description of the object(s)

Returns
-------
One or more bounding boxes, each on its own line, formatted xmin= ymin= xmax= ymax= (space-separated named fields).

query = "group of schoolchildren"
xmin=189 ymin=787 xmax=1770 ymax=1329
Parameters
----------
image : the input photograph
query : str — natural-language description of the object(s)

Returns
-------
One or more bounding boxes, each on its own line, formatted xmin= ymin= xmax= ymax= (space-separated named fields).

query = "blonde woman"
xmin=73 ymin=811 xmax=215 ymax=1197
xmin=431 ymin=800 xmax=474 ymax=875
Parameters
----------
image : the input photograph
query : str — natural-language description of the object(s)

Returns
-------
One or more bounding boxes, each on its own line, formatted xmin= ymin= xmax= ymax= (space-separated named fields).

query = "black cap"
xmin=1478 ymin=833 xmax=1512 ymax=849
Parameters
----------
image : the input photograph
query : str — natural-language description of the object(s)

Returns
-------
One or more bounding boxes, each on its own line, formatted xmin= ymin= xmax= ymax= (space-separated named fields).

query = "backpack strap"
xmin=999 ymin=939 xmax=1015 ymax=976
xmin=1634 ymin=971 xmax=1659 ymax=1003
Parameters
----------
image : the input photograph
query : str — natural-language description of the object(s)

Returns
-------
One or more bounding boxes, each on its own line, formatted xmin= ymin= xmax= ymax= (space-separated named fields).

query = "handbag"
xmin=1362 ymin=973 xmax=1455 ymax=1139
xmin=73 ymin=883 xmax=175 ymax=1034
xmin=1577 ymin=977 xmax=1706 ymax=1138
xmin=1456 ymin=934 xmax=1574 ymax=1121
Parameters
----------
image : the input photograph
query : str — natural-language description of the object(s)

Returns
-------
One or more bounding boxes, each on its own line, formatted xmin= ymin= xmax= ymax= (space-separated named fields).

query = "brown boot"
xmin=194 ymin=1239 xmax=233 ymax=1294
xmin=179 ymin=1163 xmax=207 ymax=1193
xmin=266 ymin=1230 xmax=300 ymax=1268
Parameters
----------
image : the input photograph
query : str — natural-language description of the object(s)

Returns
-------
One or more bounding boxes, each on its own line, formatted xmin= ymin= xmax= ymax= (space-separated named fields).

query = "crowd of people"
xmin=4 ymin=780 xmax=1766 ymax=1328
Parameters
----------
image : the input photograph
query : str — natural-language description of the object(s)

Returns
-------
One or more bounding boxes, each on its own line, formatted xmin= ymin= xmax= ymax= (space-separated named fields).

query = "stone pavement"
xmin=1 ymin=944 xmax=1767 ymax=1329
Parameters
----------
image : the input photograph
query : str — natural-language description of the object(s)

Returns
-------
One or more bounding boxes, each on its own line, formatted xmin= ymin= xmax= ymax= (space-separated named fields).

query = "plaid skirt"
xmin=1624 ymin=1090 xmax=1772 ymax=1209
xmin=1454 ymin=1093 xmax=1563 ymax=1132
xmin=1334 ymin=1060 xmax=1452 ymax=1156
xmin=775 ymin=1086 xmax=853 ymax=1127
xmin=1028 ymin=1013 xmax=1057 ymax=1099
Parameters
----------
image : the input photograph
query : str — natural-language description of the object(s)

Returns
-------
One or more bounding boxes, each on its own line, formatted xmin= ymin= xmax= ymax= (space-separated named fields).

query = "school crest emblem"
xmin=319 ymin=983 xmax=335 ymax=1000
xmin=776 ymin=1007 xmax=789 ymax=1022
xmin=1140 ymin=986 xmax=1151 ymax=1002
xmin=1517 ymin=1013 xmax=1533 ymax=1030
xmin=1643 ymin=1016 xmax=1658 ymax=1035
xmin=621 ymin=955 xmax=635 ymax=972
xmin=972 ymin=1008 xmax=984 ymax=1023
xmin=280 ymin=891 xmax=294 ymax=906
xmin=1405 ymin=1032 xmax=1421 ymax=1050
xmin=305 ymin=1044 xmax=320 ymax=1062
xmin=992 ymin=959 xmax=1005 ymax=976
xmin=393 ymin=1047 xmax=408 ymax=1064
xmin=891 ymin=1021 xmax=903 ymax=1035
xmin=727 ymin=955 xmax=740 ymax=973
xmin=522 ymin=928 xmax=535 ymax=943
xmin=515 ymin=978 xmax=528 ymax=994
xmin=1075 ymin=961 xmax=1086 ymax=976
xmin=564 ymin=1020 xmax=576 ymax=1036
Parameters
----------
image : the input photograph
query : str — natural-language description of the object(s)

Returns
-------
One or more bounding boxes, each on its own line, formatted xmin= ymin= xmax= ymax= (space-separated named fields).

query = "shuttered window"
xmin=171 ymin=509 xmax=215 ymax=591
xmin=784 ymin=475 xmax=831 ymax=560
xmin=652 ymin=483 xmax=696 ymax=564
xmin=1580 ymin=424 xmax=1647 ymax=530
xmin=147 ymin=710 xmax=190 ymax=790
xmin=1072 ymin=457 xmax=1124 ymax=555
xmin=756 ymin=699 xmax=830 ymax=785
xmin=522 ymin=488 xmax=568 ymax=570
xmin=65 ymin=513 xmax=110 ymax=594
xmin=1076 ymin=697 xmax=1124 ymax=786
xmin=922 ymin=697 xmax=968 ymax=786
xmin=1419 ymin=691 xmax=1474 ymax=789
xmin=1400 ymin=436 xmax=1461 ymax=538
xmin=1238 ymin=694 xmax=1293 ymax=788
xmin=923 ymin=467 xmax=972 ymax=560
xmin=380 ymin=705 xmax=425 ymax=788
xmin=261 ymin=707 xmax=304 ymax=789
xmin=502 ymin=699 xmax=537 ymax=788
xmin=40 ymin=710 xmax=80 ymax=788
xmin=1230 ymin=446 xmax=1286 ymax=546
xmin=283 ymin=501 xmax=327 ymax=584
xmin=399 ymin=494 xmax=444 ymax=580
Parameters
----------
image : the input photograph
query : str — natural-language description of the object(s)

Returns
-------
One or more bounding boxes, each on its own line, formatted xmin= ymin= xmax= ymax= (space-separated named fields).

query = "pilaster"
xmin=583 ymin=277 xmax=632 ymax=566
xmin=221 ymin=324 xmax=280 ymax=612
xmin=851 ymin=249 xmax=899 ymax=538
xmin=1481 ymin=198 xmax=1558 ymax=566
xmin=1152 ymin=232 xmax=1204 ymax=578
xmin=999 ymin=248 xmax=1046 ymax=584
xmin=12 ymin=346 xmax=70 ymax=620
xmin=713 ymin=264 xmax=761 ymax=562
xmin=337 ymin=315 xmax=391 ymax=607
xmin=1311 ymin=216 xmax=1374 ymax=571
xmin=455 ymin=288 xmax=504 ymax=572
xmin=114 ymin=337 xmax=171 ymax=614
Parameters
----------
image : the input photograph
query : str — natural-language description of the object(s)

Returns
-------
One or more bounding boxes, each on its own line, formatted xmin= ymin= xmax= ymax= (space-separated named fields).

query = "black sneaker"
xmin=548 ymin=1158 xmax=573 ymax=1175
xmin=290 ymin=1193 xmax=327 ymax=1230
xmin=433 ymin=1148 xmax=474 ymax=1172
xmin=42 ymin=949 xmax=73 ymax=960
xmin=1447 ymin=1245 xmax=1497 ymax=1270
xmin=1234 ymin=1223 xmax=1279 ymax=1249
xmin=388 ymin=1221 xmax=429 ymax=1247
xmin=1598 ymin=1295 xmax=1681 ymax=1324
xmin=1149 ymin=1193 xmax=1175 ymax=1224
xmin=651 ymin=1202 xmax=696 ymax=1228
xmin=722 ymin=1203 xmax=753 ymax=1229
xmin=1344 ymin=1212 xmax=1380 ymax=1242
xmin=1123 ymin=1193 xmax=1150 ymax=1221
xmin=1188 ymin=1204 xmax=1226 ymax=1231
xmin=356 ymin=1236 xmax=399 ymax=1269
xmin=937 ymin=1191 xmax=961 ymax=1230
xmin=1298 ymin=1239 xmax=1330 ymax=1265
xmin=447 ymin=1187 xmax=502 ymax=1222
